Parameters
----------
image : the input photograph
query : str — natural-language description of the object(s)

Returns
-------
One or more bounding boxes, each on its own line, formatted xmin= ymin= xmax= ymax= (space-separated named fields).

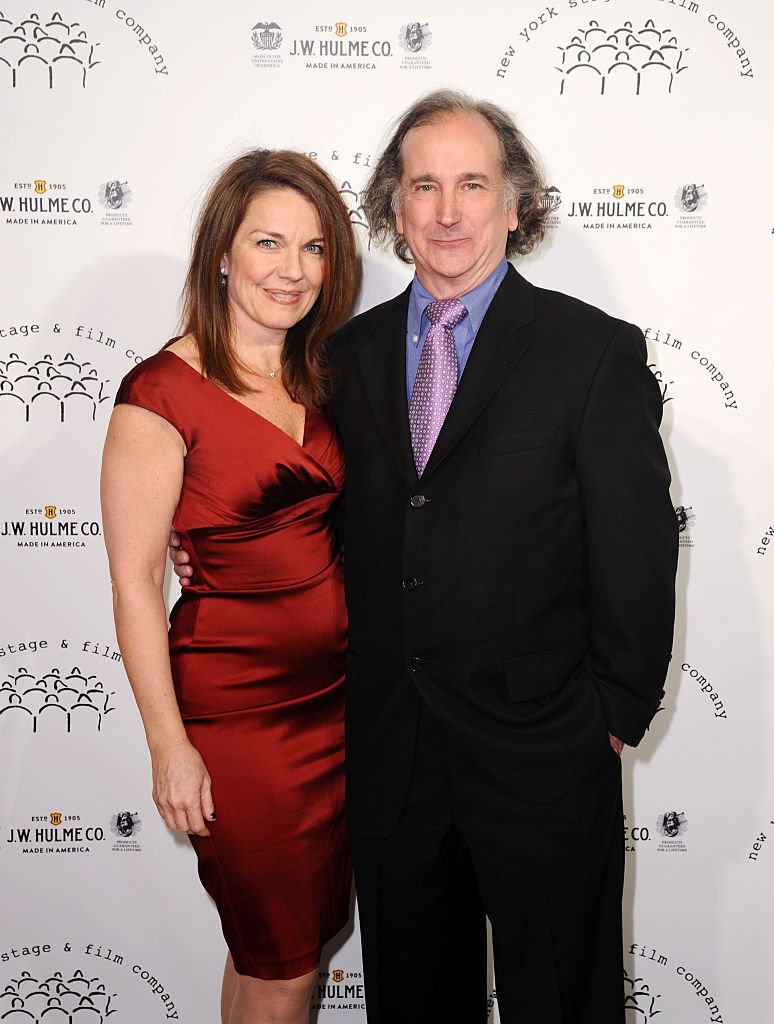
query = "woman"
xmin=101 ymin=150 xmax=359 ymax=1024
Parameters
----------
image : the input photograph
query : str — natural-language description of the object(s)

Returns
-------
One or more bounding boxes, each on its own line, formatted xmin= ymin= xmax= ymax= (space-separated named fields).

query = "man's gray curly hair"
xmin=361 ymin=89 xmax=548 ymax=264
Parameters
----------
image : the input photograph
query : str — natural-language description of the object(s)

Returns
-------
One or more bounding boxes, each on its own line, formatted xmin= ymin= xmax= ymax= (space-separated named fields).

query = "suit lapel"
xmin=354 ymin=267 xmax=536 ymax=485
xmin=421 ymin=265 xmax=535 ymax=479
xmin=356 ymin=286 xmax=418 ymax=486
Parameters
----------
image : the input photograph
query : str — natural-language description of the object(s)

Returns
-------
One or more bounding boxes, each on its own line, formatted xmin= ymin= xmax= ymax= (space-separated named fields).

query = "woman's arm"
xmin=101 ymin=403 xmax=214 ymax=836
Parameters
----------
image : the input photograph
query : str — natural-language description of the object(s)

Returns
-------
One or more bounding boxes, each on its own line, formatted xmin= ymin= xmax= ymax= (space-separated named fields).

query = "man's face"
xmin=395 ymin=112 xmax=518 ymax=300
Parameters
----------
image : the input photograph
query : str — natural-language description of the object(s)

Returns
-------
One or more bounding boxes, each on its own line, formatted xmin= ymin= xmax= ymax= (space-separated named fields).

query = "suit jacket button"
xmin=410 ymin=494 xmax=426 ymax=508
xmin=402 ymin=577 xmax=419 ymax=591
xmin=409 ymin=656 xmax=423 ymax=672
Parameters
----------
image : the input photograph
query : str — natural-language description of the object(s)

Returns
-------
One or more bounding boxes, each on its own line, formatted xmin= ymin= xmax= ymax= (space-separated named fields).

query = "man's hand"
xmin=609 ymin=733 xmax=625 ymax=757
xmin=169 ymin=529 xmax=193 ymax=586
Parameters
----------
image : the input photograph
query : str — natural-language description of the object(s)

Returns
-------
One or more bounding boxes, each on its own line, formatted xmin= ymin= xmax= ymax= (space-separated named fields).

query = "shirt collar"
xmin=408 ymin=259 xmax=509 ymax=340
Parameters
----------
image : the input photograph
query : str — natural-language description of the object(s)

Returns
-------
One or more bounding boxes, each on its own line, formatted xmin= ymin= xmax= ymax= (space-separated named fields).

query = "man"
xmin=329 ymin=91 xmax=676 ymax=1023
xmin=174 ymin=91 xmax=676 ymax=1022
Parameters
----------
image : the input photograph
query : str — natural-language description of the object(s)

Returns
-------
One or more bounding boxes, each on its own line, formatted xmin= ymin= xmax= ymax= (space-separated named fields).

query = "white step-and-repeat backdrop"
xmin=2 ymin=1 xmax=772 ymax=1021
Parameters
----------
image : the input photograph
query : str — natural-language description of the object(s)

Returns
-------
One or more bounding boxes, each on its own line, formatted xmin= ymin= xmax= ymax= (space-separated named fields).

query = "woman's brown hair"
xmin=181 ymin=149 xmax=359 ymax=409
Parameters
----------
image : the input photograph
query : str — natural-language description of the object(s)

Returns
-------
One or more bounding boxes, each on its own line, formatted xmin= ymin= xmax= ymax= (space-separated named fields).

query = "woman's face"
xmin=222 ymin=187 xmax=325 ymax=342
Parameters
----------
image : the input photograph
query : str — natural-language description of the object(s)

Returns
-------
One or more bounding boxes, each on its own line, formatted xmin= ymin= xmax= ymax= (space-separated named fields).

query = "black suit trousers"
xmin=351 ymin=700 xmax=625 ymax=1024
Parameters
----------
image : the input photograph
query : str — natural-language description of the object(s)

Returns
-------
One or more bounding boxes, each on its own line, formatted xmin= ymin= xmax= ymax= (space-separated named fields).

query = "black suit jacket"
xmin=330 ymin=266 xmax=677 ymax=837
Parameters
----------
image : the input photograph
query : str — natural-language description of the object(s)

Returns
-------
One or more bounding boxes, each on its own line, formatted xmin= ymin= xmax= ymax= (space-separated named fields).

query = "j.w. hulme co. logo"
xmin=1 ymin=177 xmax=95 ymax=226
xmin=1 ymin=504 xmax=103 ymax=550
xmin=279 ymin=20 xmax=393 ymax=71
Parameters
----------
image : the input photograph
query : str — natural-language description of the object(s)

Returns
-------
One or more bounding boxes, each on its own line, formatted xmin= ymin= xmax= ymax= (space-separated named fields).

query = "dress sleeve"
xmin=114 ymin=351 xmax=191 ymax=448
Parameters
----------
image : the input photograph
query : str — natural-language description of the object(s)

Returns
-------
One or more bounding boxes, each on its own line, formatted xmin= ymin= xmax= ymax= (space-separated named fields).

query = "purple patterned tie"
xmin=409 ymin=297 xmax=468 ymax=476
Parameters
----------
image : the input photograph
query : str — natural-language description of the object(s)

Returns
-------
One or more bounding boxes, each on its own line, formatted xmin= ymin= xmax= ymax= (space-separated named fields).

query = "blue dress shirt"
xmin=405 ymin=259 xmax=509 ymax=402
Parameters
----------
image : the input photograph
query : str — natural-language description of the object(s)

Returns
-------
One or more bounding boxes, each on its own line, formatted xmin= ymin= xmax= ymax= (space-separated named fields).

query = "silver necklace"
xmin=240 ymin=353 xmax=282 ymax=379
xmin=247 ymin=365 xmax=281 ymax=379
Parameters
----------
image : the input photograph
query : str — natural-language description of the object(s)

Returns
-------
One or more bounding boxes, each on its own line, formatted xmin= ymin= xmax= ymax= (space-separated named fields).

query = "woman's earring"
xmin=219 ymin=266 xmax=228 ymax=286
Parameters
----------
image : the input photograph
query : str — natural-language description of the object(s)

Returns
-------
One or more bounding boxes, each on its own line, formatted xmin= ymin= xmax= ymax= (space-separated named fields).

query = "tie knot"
xmin=424 ymin=297 xmax=467 ymax=330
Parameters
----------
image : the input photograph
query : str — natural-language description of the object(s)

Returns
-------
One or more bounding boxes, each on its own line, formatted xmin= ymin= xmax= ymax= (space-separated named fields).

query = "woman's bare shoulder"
xmin=166 ymin=334 xmax=202 ymax=372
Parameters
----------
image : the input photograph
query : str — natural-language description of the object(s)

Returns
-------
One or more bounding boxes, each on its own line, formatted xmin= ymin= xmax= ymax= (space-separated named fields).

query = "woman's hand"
xmin=151 ymin=739 xmax=215 ymax=836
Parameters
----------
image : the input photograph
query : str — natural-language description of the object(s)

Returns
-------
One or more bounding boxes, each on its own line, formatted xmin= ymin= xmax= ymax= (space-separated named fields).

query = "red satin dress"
xmin=115 ymin=349 xmax=350 ymax=979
